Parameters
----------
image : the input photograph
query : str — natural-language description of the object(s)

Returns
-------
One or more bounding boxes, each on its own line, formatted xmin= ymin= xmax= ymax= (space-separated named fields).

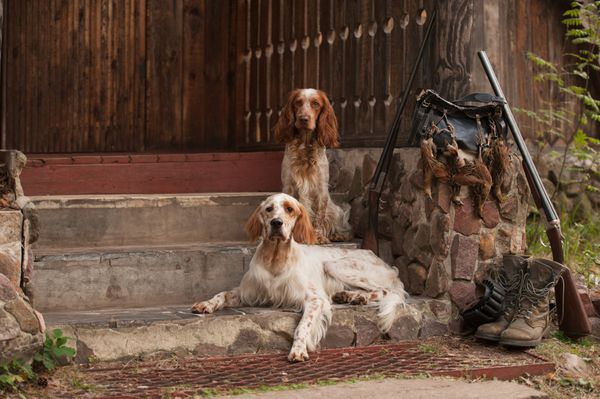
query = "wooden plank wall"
xmin=1 ymin=0 xmax=570 ymax=154
xmin=2 ymin=0 xmax=235 ymax=154
xmin=507 ymin=1 xmax=569 ymax=145
xmin=4 ymin=1 xmax=147 ymax=153
xmin=236 ymin=0 xmax=436 ymax=149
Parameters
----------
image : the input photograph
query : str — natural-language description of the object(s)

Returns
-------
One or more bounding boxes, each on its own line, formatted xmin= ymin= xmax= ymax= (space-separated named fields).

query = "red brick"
xmin=499 ymin=195 xmax=519 ymax=221
xmin=481 ymin=201 xmax=500 ymax=228
xmin=451 ymin=234 xmax=478 ymax=280
xmin=449 ymin=281 xmax=477 ymax=311
xmin=453 ymin=198 xmax=481 ymax=236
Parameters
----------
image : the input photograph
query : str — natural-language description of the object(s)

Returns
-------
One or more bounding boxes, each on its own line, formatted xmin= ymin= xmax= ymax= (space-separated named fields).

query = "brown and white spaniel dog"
xmin=273 ymin=88 xmax=353 ymax=244
xmin=192 ymin=193 xmax=407 ymax=362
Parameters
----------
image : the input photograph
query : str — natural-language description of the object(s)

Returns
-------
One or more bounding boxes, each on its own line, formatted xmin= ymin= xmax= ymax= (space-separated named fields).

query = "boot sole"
xmin=474 ymin=332 xmax=501 ymax=342
xmin=500 ymin=327 xmax=550 ymax=348
xmin=499 ymin=337 xmax=542 ymax=348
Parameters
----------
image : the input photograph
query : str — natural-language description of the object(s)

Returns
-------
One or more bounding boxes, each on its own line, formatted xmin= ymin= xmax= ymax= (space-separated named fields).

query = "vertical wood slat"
xmin=182 ymin=0 xmax=206 ymax=149
xmin=203 ymin=0 xmax=231 ymax=150
xmin=145 ymin=0 xmax=182 ymax=151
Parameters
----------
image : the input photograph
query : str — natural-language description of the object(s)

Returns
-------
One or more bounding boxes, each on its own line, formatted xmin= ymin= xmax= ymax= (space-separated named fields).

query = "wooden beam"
xmin=21 ymin=151 xmax=284 ymax=195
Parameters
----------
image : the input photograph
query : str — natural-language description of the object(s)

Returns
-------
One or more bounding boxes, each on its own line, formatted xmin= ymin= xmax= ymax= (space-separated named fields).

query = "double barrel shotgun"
xmin=478 ymin=51 xmax=591 ymax=338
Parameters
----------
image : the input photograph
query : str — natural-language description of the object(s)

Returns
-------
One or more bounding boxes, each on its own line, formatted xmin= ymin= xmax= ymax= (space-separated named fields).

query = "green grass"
xmin=526 ymin=210 xmax=600 ymax=288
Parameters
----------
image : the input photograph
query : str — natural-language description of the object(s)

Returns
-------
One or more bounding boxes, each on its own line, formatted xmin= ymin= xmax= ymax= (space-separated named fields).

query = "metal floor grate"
xmin=50 ymin=338 xmax=554 ymax=398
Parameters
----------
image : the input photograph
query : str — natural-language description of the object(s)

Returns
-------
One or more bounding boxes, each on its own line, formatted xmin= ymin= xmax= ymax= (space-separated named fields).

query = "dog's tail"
xmin=377 ymin=282 xmax=409 ymax=333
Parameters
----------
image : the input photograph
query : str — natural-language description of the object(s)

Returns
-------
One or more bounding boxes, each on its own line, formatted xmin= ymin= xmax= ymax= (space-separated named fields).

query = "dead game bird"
xmin=420 ymin=126 xmax=451 ymax=199
xmin=442 ymin=135 xmax=467 ymax=206
xmin=482 ymin=134 xmax=510 ymax=202
xmin=453 ymin=157 xmax=493 ymax=216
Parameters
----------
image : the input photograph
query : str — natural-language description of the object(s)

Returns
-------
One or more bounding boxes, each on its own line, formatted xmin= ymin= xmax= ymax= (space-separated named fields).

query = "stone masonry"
xmin=328 ymin=148 xmax=529 ymax=327
xmin=0 ymin=150 xmax=45 ymax=362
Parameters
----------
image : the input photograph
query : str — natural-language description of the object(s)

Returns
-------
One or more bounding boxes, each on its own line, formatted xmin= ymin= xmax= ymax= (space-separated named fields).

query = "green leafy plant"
xmin=33 ymin=328 xmax=76 ymax=371
xmin=524 ymin=1 xmax=600 ymax=181
xmin=0 ymin=360 xmax=34 ymax=392
xmin=521 ymin=1 xmax=600 ymax=286
xmin=1 ymin=329 xmax=77 ymax=393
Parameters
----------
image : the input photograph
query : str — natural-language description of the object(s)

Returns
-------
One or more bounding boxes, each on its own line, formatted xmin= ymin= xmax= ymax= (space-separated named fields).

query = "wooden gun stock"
xmin=362 ymin=190 xmax=380 ymax=253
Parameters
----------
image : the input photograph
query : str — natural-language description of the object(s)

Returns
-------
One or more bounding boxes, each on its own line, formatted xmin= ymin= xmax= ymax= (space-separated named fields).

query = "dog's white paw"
xmin=288 ymin=344 xmax=309 ymax=362
xmin=191 ymin=301 xmax=216 ymax=314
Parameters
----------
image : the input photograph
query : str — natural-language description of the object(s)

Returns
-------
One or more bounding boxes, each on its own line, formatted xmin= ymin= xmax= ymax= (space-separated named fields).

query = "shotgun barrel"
xmin=361 ymin=9 xmax=436 ymax=254
xmin=478 ymin=50 xmax=591 ymax=338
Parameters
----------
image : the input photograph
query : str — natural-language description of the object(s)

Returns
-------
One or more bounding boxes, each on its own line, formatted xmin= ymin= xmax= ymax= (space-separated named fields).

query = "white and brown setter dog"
xmin=191 ymin=193 xmax=407 ymax=362
xmin=273 ymin=88 xmax=353 ymax=244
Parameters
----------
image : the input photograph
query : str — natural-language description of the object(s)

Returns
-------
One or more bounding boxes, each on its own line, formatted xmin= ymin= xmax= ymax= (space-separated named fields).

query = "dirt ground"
xmin=5 ymin=334 xmax=599 ymax=399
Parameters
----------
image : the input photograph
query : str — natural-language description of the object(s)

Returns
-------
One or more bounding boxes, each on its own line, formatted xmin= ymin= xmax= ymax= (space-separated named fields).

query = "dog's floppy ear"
xmin=273 ymin=89 xmax=300 ymax=144
xmin=292 ymin=204 xmax=317 ymax=245
xmin=245 ymin=206 xmax=263 ymax=242
xmin=316 ymin=91 xmax=339 ymax=148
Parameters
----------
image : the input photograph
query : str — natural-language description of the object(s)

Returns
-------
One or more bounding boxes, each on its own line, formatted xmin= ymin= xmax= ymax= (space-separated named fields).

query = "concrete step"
xmin=45 ymin=298 xmax=452 ymax=363
xmin=32 ymin=242 xmax=254 ymax=312
xmin=32 ymin=241 xmax=359 ymax=312
xmin=31 ymin=193 xmax=274 ymax=250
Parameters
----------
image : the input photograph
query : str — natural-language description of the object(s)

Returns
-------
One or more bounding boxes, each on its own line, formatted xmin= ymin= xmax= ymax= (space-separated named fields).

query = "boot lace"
xmin=513 ymin=274 xmax=556 ymax=320
xmin=493 ymin=269 xmax=525 ymax=317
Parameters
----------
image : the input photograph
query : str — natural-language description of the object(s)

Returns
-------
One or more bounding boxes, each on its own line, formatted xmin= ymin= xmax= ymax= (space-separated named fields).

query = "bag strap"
xmin=454 ymin=92 xmax=505 ymax=105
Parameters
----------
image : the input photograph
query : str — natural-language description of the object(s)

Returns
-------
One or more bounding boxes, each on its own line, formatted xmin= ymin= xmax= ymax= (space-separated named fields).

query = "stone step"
xmin=31 ymin=193 xmax=274 ymax=250
xmin=32 ymin=241 xmax=359 ymax=312
xmin=44 ymin=298 xmax=452 ymax=363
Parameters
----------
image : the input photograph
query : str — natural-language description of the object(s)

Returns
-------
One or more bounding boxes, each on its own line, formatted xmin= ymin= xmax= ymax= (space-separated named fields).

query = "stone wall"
xmin=328 ymin=148 xmax=530 ymax=326
xmin=0 ymin=150 xmax=44 ymax=362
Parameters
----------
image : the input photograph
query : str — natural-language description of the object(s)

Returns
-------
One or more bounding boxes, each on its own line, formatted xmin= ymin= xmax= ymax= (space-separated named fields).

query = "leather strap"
xmin=454 ymin=92 xmax=505 ymax=105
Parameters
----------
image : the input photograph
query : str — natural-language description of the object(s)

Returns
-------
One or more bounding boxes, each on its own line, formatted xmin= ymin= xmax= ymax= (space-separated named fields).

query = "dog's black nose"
xmin=298 ymin=115 xmax=309 ymax=123
xmin=270 ymin=218 xmax=283 ymax=228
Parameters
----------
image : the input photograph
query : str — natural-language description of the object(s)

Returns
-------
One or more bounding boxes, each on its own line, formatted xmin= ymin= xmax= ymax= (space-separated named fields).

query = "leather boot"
xmin=500 ymin=258 xmax=565 ymax=347
xmin=475 ymin=255 xmax=527 ymax=342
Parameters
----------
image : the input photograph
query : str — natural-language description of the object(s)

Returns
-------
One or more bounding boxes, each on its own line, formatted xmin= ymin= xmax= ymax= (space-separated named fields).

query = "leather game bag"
xmin=409 ymin=90 xmax=507 ymax=153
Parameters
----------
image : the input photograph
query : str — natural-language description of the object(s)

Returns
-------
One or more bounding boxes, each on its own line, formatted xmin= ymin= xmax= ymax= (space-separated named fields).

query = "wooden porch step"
xmin=21 ymin=152 xmax=284 ymax=196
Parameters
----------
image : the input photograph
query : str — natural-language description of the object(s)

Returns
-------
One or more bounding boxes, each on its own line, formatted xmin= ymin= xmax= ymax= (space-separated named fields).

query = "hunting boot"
xmin=500 ymin=258 xmax=565 ymax=347
xmin=474 ymin=255 xmax=527 ymax=342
